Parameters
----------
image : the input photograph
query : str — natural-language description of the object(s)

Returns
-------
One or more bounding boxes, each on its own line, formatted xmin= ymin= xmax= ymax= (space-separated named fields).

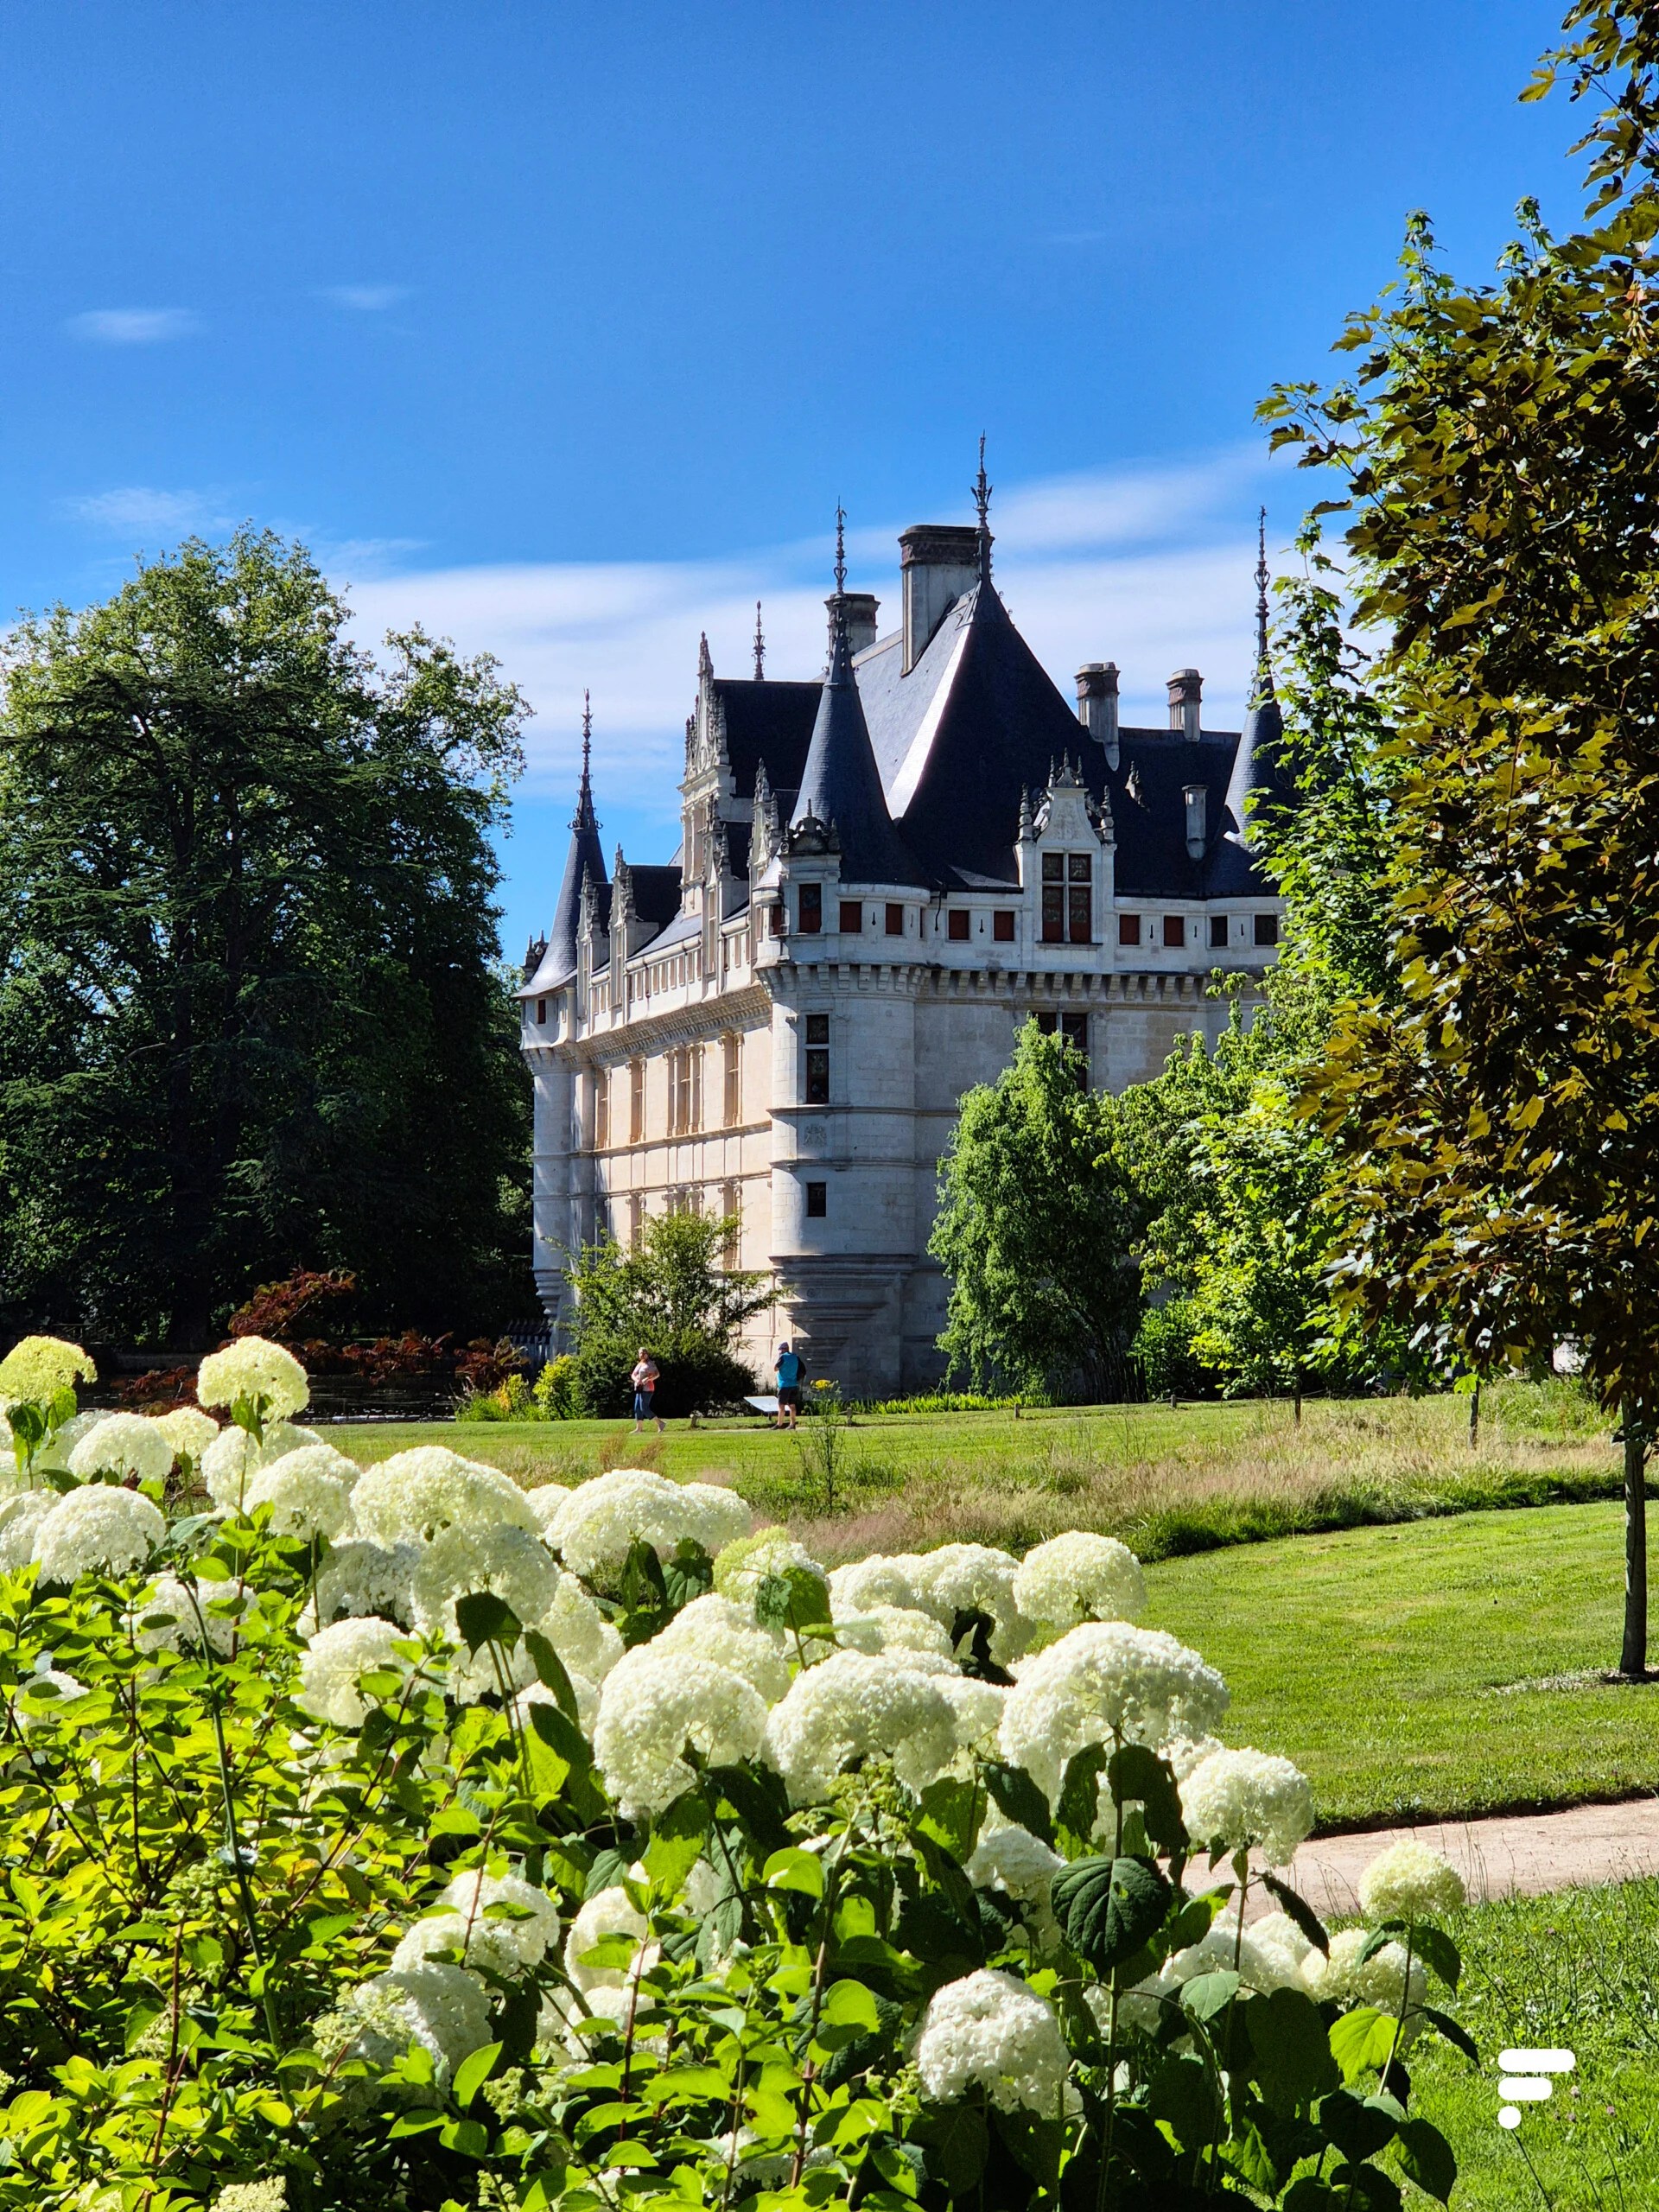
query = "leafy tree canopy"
xmin=0 ymin=530 xmax=533 ymax=1344
xmin=562 ymin=1210 xmax=770 ymax=1416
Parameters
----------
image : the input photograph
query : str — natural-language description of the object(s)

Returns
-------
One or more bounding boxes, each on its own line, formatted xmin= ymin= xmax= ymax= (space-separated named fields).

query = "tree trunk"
xmin=1621 ymin=1400 xmax=1648 ymax=1681
xmin=1469 ymin=1376 xmax=1480 ymax=1449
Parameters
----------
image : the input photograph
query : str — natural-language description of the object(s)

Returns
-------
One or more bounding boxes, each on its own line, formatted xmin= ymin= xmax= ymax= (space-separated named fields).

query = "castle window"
xmin=1041 ymin=852 xmax=1065 ymax=942
xmin=1163 ymin=915 xmax=1185 ymax=949
xmin=804 ymin=1012 xmax=830 ymax=1104
xmin=668 ymin=1045 xmax=702 ymax=1135
xmin=885 ymin=903 xmax=905 ymax=936
xmin=1034 ymin=1009 xmax=1090 ymax=1084
xmin=536 ymin=998 xmax=547 ymax=1024
xmin=1254 ymin=912 xmax=1280 ymax=947
xmin=629 ymin=1058 xmax=645 ymax=1144
xmin=628 ymin=1194 xmax=643 ymax=1249
xmin=1210 ymin=915 xmax=1229 ymax=950
xmin=948 ymin=909 xmax=970 ymax=942
xmin=798 ymin=882 xmax=823 ymax=933
xmin=805 ymin=1180 xmax=828 ymax=1218
xmin=721 ymin=1182 xmax=741 ymax=1264
xmin=1118 ymin=914 xmax=1141 ymax=947
xmin=722 ymin=1033 xmax=741 ymax=1126
xmin=1068 ymin=853 xmax=1092 ymax=943
xmin=839 ymin=899 xmax=863 ymax=934
xmin=769 ymin=902 xmax=785 ymax=936
xmin=993 ymin=911 xmax=1015 ymax=943
xmin=594 ymin=1071 xmax=610 ymax=1152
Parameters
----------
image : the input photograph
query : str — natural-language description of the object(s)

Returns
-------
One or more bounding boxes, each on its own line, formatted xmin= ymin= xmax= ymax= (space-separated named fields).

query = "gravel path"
xmin=1264 ymin=1796 xmax=1659 ymax=1916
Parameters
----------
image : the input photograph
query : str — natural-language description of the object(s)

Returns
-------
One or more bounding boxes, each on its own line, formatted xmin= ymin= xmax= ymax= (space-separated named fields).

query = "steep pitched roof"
xmin=712 ymin=677 xmax=820 ymax=798
xmin=523 ymin=717 xmax=607 ymax=993
xmin=1103 ymin=730 xmax=1250 ymax=899
xmin=791 ymin=599 xmax=926 ymax=888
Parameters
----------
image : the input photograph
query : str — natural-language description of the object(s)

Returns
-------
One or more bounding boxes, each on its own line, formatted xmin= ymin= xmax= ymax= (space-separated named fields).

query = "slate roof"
xmin=713 ymin=677 xmax=819 ymax=798
xmin=628 ymin=864 xmax=683 ymax=927
xmin=1208 ymin=670 xmax=1295 ymax=898
xmin=1105 ymin=729 xmax=1247 ymax=900
xmin=791 ymin=601 xmax=927 ymax=887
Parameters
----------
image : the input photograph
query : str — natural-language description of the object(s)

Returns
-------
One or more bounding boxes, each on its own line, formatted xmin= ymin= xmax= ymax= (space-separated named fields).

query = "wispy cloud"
xmin=321 ymin=284 xmax=410 ymax=312
xmin=344 ymin=447 xmax=1294 ymax=827
xmin=66 ymin=486 xmax=232 ymax=536
xmin=67 ymin=307 xmax=198 ymax=345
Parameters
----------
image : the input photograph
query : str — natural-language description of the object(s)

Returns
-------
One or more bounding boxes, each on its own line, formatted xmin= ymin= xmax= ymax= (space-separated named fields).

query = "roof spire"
xmin=753 ymin=601 xmax=766 ymax=682
xmin=972 ymin=434 xmax=993 ymax=581
xmin=834 ymin=503 xmax=847 ymax=596
xmin=1252 ymin=507 xmax=1272 ymax=701
xmin=573 ymin=690 xmax=597 ymax=830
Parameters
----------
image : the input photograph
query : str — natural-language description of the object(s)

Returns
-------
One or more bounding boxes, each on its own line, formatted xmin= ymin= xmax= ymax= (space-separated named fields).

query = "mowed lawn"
xmin=1144 ymin=1503 xmax=1659 ymax=1828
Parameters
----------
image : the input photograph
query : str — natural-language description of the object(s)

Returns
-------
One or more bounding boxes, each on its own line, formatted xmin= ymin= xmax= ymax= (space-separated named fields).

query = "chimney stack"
xmin=834 ymin=592 xmax=880 ymax=658
xmin=1167 ymin=667 xmax=1203 ymax=742
xmin=1183 ymin=783 xmax=1208 ymax=860
xmin=1076 ymin=662 xmax=1120 ymax=766
xmin=899 ymin=525 xmax=981 ymax=673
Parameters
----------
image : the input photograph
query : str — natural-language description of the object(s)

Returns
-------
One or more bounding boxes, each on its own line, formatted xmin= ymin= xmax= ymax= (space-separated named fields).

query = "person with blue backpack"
xmin=774 ymin=1340 xmax=804 ymax=1430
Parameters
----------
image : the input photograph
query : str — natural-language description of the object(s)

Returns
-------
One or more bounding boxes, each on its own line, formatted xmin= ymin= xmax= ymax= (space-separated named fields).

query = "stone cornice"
xmin=550 ymin=980 xmax=773 ymax=1066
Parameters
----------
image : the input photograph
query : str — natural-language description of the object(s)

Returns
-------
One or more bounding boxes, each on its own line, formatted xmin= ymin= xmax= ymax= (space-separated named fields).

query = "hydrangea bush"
xmin=0 ymin=1338 xmax=1474 ymax=2211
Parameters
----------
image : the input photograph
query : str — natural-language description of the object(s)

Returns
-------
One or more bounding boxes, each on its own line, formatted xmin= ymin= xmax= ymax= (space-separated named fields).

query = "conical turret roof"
xmin=791 ymin=559 xmax=926 ymax=888
xmin=539 ymin=696 xmax=608 ymax=987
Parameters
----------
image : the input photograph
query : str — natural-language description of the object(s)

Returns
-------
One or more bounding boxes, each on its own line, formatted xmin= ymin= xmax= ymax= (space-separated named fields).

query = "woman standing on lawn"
xmin=630 ymin=1347 xmax=664 ymax=1433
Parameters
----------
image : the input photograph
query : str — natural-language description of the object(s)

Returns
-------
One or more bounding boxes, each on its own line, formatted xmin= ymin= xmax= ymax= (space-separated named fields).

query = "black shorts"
xmin=777 ymin=1386 xmax=802 ymax=1409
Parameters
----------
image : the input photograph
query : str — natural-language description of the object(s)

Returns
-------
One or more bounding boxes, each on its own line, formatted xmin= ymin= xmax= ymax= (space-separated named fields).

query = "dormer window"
xmin=1042 ymin=852 xmax=1092 ymax=944
xmin=948 ymin=909 xmax=970 ymax=941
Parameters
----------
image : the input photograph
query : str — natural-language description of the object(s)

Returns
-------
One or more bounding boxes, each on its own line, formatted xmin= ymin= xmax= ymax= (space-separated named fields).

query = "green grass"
xmin=1141 ymin=1502 xmax=1659 ymax=1828
xmin=1412 ymin=1879 xmax=1659 ymax=2209
xmin=339 ymin=1379 xmax=1624 ymax=1567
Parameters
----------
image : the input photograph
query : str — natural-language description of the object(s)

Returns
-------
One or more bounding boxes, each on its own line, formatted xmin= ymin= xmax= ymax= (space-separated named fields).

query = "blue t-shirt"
xmin=776 ymin=1352 xmax=804 ymax=1388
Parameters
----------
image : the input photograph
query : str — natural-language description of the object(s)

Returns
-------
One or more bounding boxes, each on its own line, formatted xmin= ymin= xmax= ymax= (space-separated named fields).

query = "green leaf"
xmin=1327 ymin=2005 xmax=1397 ymax=2084
xmin=452 ymin=2040 xmax=502 ymax=2112
xmin=1409 ymin=1923 xmax=1461 ymax=1991
xmin=1050 ymin=1853 xmax=1170 ymax=1975
xmin=643 ymin=1791 xmax=709 ymax=1897
xmin=981 ymin=1759 xmax=1053 ymax=1844
xmin=1245 ymin=1986 xmax=1339 ymax=2114
xmin=1147 ymin=2050 xmax=1219 ymax=2151
xmin=704 ymin=1761 xmax=792 ymax=1856
xmin=1421 ymin=2004 xmax=1478 ymax=2066
xmin=1325 ymin=2163 xmax=1402 ymax=2212
xmin=524 ymin=1698 xmax=607 ymax=1823
xmin=764 ymin=1845 xmax=825 ymax=1898
xmin=523 ymin=1630 xmax=581 ymax=1723
xmin=1395 ymin=2114 xmax=1457 ymax=2203
xmin=1317 ymin=2086 xmax=1399 ymax=2163
xmin=454 ymin=1591 xmax=522 ymax=1655
xmin=439 ymin=2115 xmax=492 ymax=2158
xmin=817 ymin=1978 xmax=882 ymax=2052
xmin=1105 ymin=1744 xmax=1186 ymax=1854
xmin=1260 ymin=1868 xmax=1330 ymax=1957
xmin=1055 ymin=1743 xmax=1109 ymax=1853
xmin=918 ymin=1776 xmax=979 ymax=1863
xmin=1179 ymin=1969 xmax=1240 ymax=2024
xmin=995 ymin=2106 xmax=1065 ymax=2191
xmin=917 ymin=2101 xmax=988 ymax=2196
xmin=661 ymin=1540 xmax=714 ymax=1611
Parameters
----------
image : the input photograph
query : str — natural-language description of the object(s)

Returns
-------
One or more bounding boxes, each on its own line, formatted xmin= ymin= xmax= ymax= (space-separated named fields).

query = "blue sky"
xmin=0 ymin=0 xmax=1572 ymax=960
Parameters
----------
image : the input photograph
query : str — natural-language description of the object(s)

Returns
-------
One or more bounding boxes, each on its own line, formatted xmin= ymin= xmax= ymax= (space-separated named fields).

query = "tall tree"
xmin=1262 ymin=1 xmax=1659 ymax=1675
xmin=930 ymin=1022 xmax=1141 ymax=1400
xmin=0 ymin=531 xmax=532 ymax=1345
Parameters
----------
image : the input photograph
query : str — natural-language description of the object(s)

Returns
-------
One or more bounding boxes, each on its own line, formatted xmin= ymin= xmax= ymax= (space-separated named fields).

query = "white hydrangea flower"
xmin=522 ymin=1481 xmax=569 ymax=1528
xmin=645 ymin=1592 xmax=791 ymax=1702
xmin=1116 ymin=1910 xmax=1305 ymax=2035
xmin=1012 ymin=1532 xmax=1146 ymax=1631
xmin=714 ymin=1528 xmax=830 ymax=1617
xmin=200 ymin=1421 xmax=323 ymax=1512
xmin=33 ymin=1408 xmax=114 ymax=1477
xmin=351 ymin=1448 xmax=537 ymax=1546
xmin=0 ymin=1491 xmax=55 ymax=1569
xmin=765 ymin=1648 xmax=957 ymax=1806
xmin=12 ymin=1665 xmax=90 ymax=1732
xmin=196 ymin=1337 xmax=309 ymax=1422
xmin=828 ymin=1554 xmax=930 ymax=1618
xmin=296 ymin=1616 xmax=405 ymax=1726
xmin=515 ymin=1672 xmax=600 ymax=1734
xmin=550 ymin=1468 xmax=748 ymax=1582
xmin=67 ymin=1412 xmax=174 ymax=1488
xmin=834 ymin=1605 xmax=952 ymax=1662
xmin=914 ymin=1968 xmax=1069 ymax=2114
xmin=134 ymin=1573 xmax=250 ymax=1656
xmin=410 ymin=1523 xmax=561 ymax=1647
xmin=910 ymin=1543 xmax=1028 ymax=1662
xmin=211 ymin=2180 xmax=286 ymax=2212
xmin=565 ymin=1883 xmax=656 ymax=1993
xmin=1357 ymin=1839 xmax=1467 ymax=1923
xmin=892 ymin=1674 xmax=1007 ymax=1794
xmin=340 ymin=1961 xmax=492 ymax=2087
xmin=303 ymin=1538 xmax=421 ymax=1629
xmin=538 ymin=1571 xmax=624 ymax=1683
xmin=1179 ymin=1747 xmax=1315 ymax=1867
xmin=965 ymin=1821 xmax=1065 ymax=1907
xmin=31 ymin=1484 xmax=165 ymax=1582
xmin=245 ymin=1445 xmax=359 ymax=1541
xmin=154 ymin=1406 xmax=220 ymax=1466
xmin=593 ymin=1649 xmax=768 ymax=1817
xmin=1302 ymin=1926 xmax=1427 ymax=2024
xmin=999 ymin=1622 xmax=1230 ymax=1804
xmin=1249 ymin=1910 xmax=1316 ymax=1985
xmin=393 ymin=1869 xmax=561 ymax=1980
xmin=0 ymin=1335 xmax=95 ymax=1409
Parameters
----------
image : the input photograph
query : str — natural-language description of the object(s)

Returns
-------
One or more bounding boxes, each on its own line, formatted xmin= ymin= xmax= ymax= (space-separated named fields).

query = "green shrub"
xmin=1134 ymin=1295 xmax=1212 ymax=1398
xmin=571 ymin=1326 xmax=755 ymax=1418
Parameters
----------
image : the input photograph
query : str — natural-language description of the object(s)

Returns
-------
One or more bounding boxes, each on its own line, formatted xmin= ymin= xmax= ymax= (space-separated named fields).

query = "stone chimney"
xmin=1183 ymin=783 xmax=1208 ymax=859
xmin=837 ymin=593 xmax=880 ymax=658
xmin=1076 ymin=662 xmax=1120 ymax=766
xmin=1167 ymin=667 xmax=1203 ymax=742
xmin=899 ymin=525 xmax=980 ymax=673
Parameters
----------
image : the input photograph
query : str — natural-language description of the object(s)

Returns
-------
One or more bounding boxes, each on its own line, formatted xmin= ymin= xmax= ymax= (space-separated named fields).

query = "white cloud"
xmin=341 ymin=447 xmax=1293 ymax=832
xmin=66 ymin=486 xmax=232 ymax=535
xmin=68 ymin=308 xmax=198 ymax=344
xmin=321 ymin=284 xmax=410 ymax=311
